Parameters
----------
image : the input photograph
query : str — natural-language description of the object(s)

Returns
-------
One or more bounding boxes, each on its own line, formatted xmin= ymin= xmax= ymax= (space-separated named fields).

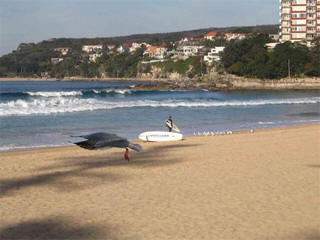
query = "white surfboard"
xmin=166 ymin=120 xmax=180 ymax=133
xmin=138 ymin=131 xmax=183 ymax=142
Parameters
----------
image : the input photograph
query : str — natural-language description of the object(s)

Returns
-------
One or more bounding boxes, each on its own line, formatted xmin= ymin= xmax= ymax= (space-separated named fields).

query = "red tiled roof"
xmin=149 ymin=46 xmax=158 ymax=54
xmin=206 ymin=32 xmax=217 ymax=37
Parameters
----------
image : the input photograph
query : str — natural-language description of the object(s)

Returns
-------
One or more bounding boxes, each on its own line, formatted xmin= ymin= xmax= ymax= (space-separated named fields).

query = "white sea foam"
xmin=103 ymin=89 xmax=132 ymax=94
xmin=258 ymin=121 xmax=275 ymax=125
xmin=26 ymin=91 xmax=83 ymax=97
xmin=0 ymin=97 xmax=319 ymax=116
xmin=24 ymin=89 xmax=133 ymax=97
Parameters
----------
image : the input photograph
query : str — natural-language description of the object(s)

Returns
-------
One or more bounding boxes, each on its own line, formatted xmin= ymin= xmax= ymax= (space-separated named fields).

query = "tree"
xmin=305 ymin=37 xmax=320 ymax=76
xmin=268 ymin=42 xmax=309 ymax=78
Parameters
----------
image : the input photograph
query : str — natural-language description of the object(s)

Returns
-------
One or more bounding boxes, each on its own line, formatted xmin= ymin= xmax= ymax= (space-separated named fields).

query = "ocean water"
xmin=0 ymin=81 xmax=319 ymax=151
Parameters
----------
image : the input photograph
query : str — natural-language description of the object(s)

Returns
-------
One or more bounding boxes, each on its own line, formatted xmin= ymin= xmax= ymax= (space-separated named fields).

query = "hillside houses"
xmin=50 ymin=31 xmax=251 ymax=64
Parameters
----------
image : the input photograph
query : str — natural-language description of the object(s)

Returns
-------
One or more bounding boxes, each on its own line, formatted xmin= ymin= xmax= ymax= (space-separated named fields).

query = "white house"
xmin=203 ymin=47 xmax=225 ymax=64
xmin=176 ymin=45 xmax=204 ymax=58
xmin=269 ymin=34 xmax=279 ymax=42
xmin=130 ymin=42 xmax=150 ymax=53
xmin=224 ymin=33 xmax=246 ymax=41
xmin=265 ymin=42 xmax=278 ymax=51
xmin=144 ymin=46 xmax=167 ymax=59
xmin=54 ymin=47 xmax=71 ymax=55
xmin=51 ymin=58 xmax=64 ymax=64
xmin=89 ymin=53 xmax=103 ymax=62
xmin=107 ymin=45 xmax=116 ymax=51
xmin=82 ymin=45 xmax=103 ymax=53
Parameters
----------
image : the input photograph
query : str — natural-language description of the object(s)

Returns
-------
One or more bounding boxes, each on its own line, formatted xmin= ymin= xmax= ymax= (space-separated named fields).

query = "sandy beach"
xmin=0 ymin=124 xmax=319 ymax=240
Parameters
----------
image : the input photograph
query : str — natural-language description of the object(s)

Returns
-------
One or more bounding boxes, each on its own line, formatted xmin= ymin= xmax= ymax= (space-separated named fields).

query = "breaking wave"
xmin=1 ymin=97 xmax=319 ymax=117
xmin=0 ymin=88 xmax=212 ymax=99
xmin=0 ymin=89 xmax=134 ymax=98
xmin=26 ymin=91 xmax=83 ymax=97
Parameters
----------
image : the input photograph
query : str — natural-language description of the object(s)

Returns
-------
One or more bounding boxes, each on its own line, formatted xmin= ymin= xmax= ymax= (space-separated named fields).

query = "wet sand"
xmin=0 ymin=124 xmax=319 ymax=240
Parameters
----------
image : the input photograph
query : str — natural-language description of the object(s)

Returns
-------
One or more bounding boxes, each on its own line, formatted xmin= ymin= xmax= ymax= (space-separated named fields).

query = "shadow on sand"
xmin=0 ymin=143 xmax=200 ymax=197
xmin=305 ymin=164 xmax=320 ymax=168
xmin=287 ymin=230 xmax=320 ymax=240
xmin=0 ymin=217 xmax=107 ymax=240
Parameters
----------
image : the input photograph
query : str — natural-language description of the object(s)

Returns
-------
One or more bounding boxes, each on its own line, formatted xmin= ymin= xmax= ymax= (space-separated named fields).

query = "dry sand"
xmin=0 ymin=124 xmax=319 ymax=240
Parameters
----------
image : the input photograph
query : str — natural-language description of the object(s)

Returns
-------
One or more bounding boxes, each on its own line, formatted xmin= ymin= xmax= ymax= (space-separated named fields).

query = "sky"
xmin=0 ymin=0 xmax=279 ymax=56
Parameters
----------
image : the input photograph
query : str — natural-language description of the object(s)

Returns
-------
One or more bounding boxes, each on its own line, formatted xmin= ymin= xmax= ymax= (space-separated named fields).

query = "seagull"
xmin=72 ymin=132 xmax=142 ymax=162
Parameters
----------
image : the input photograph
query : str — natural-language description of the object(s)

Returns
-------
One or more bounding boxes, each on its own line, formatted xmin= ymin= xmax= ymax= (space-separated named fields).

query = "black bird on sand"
xmin=72 ymin=132 xmax=142 ymax=161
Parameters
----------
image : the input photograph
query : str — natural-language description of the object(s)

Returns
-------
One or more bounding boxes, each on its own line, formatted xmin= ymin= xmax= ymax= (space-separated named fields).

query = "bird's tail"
xmin=128 ymin=143 xmax=142 ymax=152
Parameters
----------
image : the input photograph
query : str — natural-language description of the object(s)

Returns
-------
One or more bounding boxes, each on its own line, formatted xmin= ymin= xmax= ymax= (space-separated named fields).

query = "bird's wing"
xmin=77 ymin=132 xmax=123 ymax=141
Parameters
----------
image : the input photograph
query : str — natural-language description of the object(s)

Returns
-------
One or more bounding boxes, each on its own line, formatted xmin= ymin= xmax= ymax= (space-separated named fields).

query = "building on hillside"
xmin=176 ymin=44 xmax=204 ymax=59
xmin=279 ymin=0 xmax=320 ymax=43
xmin=144 ymin=45 xmax=167 ymax=59
xmin=82 ymin=45 xmax=103 ymax=53
xmin=89 ymin=53 xmax=102 ymax=62
xmin=130 ymin=42 xmax=151 ymax=53
xmin=223 ymin=33 xmax=247 ymax=41
xmin=265 ymin=42 xmax=279 ymax=51
xmin=89 ymin=53 xmax=103 ymax=62
xmin=204 ymin=32 xmax=217 ymax=41
xmin=54 ymin=47 xmax=71 ymax=55
xmin=117 ymin=45 xmax=126 ymax=54
xmin=117 ymin=43 xmax=132 ymax=54
xmin=203 ymin=47 xmax=225 ymax=65
xmin=269 ymin=33 xmax=280 ymax=42
xmin=179 ymin=37 xmax=202 ymax=45
xmin=107 ymin=45 xmax=116 ymax=51
xmin=51 ymin=58 xmax=64 ymax=64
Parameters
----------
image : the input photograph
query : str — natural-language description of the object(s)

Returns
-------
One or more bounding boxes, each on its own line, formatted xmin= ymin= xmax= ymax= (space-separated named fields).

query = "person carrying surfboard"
xmin=166 ymin=116 xmax=173 ymax=132
xmin=166 ymin=116 xmax=181 ymax=133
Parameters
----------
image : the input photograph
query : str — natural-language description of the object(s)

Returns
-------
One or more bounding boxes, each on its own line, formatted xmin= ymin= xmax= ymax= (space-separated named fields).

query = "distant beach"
xmin=1 ymin=75 xmax=319 ymax=91
xmin=0 ymin=124 xmax=319 ymax=239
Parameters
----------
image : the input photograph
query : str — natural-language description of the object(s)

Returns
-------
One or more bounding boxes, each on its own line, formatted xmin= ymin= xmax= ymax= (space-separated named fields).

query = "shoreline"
xmin=1 ymin=76 xmax=319 ymax=91
xmin=1 ymin=123 xmax=319 ymax=154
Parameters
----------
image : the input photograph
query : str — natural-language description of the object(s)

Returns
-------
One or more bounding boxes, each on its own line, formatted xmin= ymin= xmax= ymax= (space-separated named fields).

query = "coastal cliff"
xmin=134 ymin=73 xmax=320 ymax=90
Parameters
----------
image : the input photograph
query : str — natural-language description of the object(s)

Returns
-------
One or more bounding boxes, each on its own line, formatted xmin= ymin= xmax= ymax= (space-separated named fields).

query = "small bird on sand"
xmin=72 ymin=132 xmax=142 ymax=162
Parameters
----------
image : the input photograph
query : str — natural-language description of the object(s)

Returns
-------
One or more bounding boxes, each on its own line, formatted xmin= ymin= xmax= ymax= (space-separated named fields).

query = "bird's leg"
xmin=124 ymin=148 xmax=130 ymax=162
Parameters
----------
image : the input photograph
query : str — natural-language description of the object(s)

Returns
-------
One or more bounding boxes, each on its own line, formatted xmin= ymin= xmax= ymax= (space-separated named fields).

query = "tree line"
xmin=221 ymin=34 xmax=320 ymax=79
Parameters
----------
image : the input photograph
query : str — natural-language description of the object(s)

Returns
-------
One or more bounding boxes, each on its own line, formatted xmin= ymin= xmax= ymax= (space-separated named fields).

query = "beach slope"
xmin=0 ymin=125 xmax=319 ymax=239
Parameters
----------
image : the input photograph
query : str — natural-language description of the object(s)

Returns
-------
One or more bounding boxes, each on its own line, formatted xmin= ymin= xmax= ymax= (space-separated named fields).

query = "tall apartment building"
xmin=279 ymin=0 xmax=320 ymax=43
